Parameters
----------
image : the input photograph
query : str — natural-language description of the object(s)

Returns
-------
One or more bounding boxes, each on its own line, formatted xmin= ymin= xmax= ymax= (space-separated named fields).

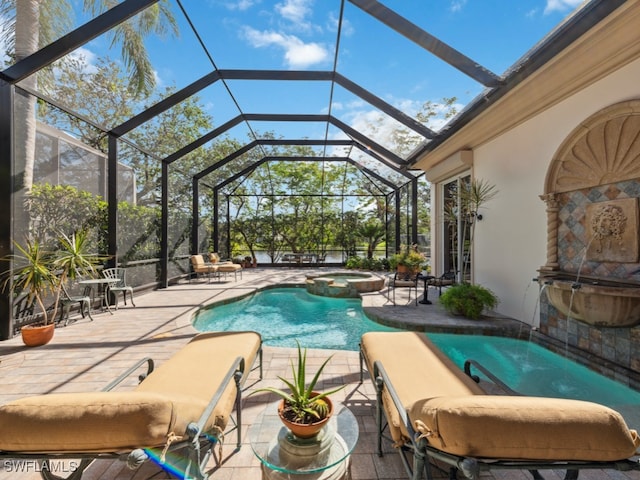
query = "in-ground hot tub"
xmin=305 ymin=271 xmax=384 ymax=298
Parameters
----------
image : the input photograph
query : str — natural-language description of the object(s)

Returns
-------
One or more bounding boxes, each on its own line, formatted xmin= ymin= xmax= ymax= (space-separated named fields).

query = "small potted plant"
xmin=389 ymin=245 xmax=426 ymax=275
xmin=252 ymin=341 xmax=345 ymax=439
xmin=439 ymin=283 xmax=499 ymax=320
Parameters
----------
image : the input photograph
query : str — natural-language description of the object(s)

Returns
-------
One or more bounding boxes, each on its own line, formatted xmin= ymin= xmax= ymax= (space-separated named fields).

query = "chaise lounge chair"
xmin=0 ymin=331 xmax=263 ymax=480
xmin=360 ymin=331 xmax=640 ymax=480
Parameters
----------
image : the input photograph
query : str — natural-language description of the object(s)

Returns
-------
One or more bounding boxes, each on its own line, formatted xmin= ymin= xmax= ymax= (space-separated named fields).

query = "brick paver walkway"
xmin=0 ymin=268 xmax=637 ymax=479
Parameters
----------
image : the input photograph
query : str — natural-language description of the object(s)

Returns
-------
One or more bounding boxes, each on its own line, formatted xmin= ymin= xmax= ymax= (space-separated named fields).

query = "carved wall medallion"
xmin=586 ymin=198 xmax=639 ymax=262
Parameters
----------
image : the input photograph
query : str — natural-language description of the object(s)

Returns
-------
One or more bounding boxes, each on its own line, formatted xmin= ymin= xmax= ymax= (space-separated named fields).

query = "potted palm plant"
xmin=2 ymin=231 xmax=105 ymax=346
xmin=3 ymin=238 xmax=58 ymax=346
xmin=252 ymin=342 xmax=345 ymax=439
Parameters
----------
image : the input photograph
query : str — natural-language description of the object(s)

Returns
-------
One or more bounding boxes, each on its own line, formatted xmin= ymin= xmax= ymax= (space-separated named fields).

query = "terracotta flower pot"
xmin=21 ymin=323 xmax=55 ymax=347
xmin=278 ymin=395 xmax=333 ymax=439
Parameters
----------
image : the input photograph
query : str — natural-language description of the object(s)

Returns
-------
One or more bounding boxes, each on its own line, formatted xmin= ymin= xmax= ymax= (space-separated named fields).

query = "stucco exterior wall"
xmin=472 ymin=56 xmax=640 ymax=326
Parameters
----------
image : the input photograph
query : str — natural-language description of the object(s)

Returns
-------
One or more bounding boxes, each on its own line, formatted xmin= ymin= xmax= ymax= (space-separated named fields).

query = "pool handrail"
xmin=463 ymin=359 xmax=520 ymax=396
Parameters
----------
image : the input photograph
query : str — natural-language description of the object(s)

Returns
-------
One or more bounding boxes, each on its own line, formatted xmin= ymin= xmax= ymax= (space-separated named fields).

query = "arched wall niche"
xmin=545 ymin=99 xmax=640 ymax=195
xmin=536 ymin=101 xmax=640 ymax=388
xmin=540 ymin=100 xmax=640 ymax=273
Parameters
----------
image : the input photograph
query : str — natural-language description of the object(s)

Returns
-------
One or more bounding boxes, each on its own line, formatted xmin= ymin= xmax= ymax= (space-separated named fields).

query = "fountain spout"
xmin=539 ymin=273 xmax=640 ymax=328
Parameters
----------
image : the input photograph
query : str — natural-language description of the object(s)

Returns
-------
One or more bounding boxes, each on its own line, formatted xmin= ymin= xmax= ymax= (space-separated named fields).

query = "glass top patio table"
xmin=248 ymin=401 xmax=358 ymax=476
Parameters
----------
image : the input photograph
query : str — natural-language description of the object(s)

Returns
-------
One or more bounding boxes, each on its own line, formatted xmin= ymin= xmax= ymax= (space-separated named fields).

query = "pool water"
xmin=428 ymin=333 xmax=640 ymax=428
xmin=192 ymin=287 xmax=399 ymax=351
xmin=192 ymin=288 xmax=640 ymax=428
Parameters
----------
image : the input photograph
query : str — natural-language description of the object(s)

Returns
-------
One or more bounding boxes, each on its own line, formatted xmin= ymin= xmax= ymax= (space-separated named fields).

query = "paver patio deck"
xmin=0 ymin=267 xmax=637 ymax=479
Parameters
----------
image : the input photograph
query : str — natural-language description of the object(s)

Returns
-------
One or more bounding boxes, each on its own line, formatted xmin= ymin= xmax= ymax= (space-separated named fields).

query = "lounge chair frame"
xmin=359 ymin=352 xmax=640 ymax=480
xmin=0 ymin=345 xmax=264 ymax=480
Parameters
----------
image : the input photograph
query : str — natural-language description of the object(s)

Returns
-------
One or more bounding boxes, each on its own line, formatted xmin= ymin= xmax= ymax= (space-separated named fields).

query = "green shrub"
xmin=344 ymin=256 xmax=362 ymax=269
xmin=439 ymin=283 xmax=498 ymax=320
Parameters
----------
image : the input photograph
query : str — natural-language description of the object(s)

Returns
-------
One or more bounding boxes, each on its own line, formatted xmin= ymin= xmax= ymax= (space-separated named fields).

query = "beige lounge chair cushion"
xmin=0 ymin=391 xmax=202 ymax=453
xmin=360 ymin=332 xmax=483 ymax=443
xmin=216 ymin=263 xmax=242 ymax=272
xmin=410 ymin=395 xmax=640 ymax=461
xmin=209 ymin=253 xmax=234 ymax=265
xmin=191 ymin=254 xmax=217 ymax=273
xmin=0 ymin=331 xmax=261 ymax=454
xmin=135 ymin=331 xmax=261 ymax=432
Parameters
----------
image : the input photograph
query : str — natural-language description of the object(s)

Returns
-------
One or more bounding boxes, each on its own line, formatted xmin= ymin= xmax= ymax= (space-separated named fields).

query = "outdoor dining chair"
xmin=429 ymin=271 xmax=457 ymax=294
xmin=59 ymin=282 xmax=93 ymax=326
xmin=102 ymin=267 xmax=136 ymax=310
xmin=389 ymin=270 xmax=420 ymax=306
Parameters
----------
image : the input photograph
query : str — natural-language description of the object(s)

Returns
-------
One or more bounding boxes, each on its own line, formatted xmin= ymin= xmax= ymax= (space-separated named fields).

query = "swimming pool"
xmin=192 ymin=287 xmax=399 ymax=351
xmin=428 ymin=333 xmax=640 ymax=429
xmin=192 ymin=288 xmax=640 ymax=428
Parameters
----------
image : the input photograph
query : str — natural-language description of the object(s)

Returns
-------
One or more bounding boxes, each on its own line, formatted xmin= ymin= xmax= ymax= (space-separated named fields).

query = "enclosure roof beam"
xmin=347 ymin=0 xmax=502 ymax=88
xmin=345 ymin=158 xmax=397 ymax=190
xmin=194 ymin=140 xmax=260 ymax=179
xmin=209 ymin=156 xmax=394 ymax=193
xmin=330 ymin=116 xmax=407 ymax=167
xmin=256 ymin=139 xmax=355 ymax=147
xmin=112 ymin=70 xmax=221 ymax=136
xmin=194 ymin=137 xmax=406 ymax=192
xmin=0 ymin=0 xmax=159 ymax=84
xmin=112 ymin=68 xmax=432 ymax=139
xmin=14 ymin=83 xmax=161 ymax=161
xmin=167 ymin=114 xmax=407 ymax=171
xmin=333 ymin=72 xmax=435 ymax=138
xmin=163 ymin=116 xmax=244 ymax=164
xmin=406 ymin=0 xmax=627 ymax=166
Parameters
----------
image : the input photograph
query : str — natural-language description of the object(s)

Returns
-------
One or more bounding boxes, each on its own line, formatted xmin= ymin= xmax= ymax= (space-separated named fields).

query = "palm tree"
xmin=357 ymin=220 xmax=386 ymax=259
xmin=0 ymin=0 xmax=177 ymax=236
xmin=459 ymin=178 xmax=498 ymax=282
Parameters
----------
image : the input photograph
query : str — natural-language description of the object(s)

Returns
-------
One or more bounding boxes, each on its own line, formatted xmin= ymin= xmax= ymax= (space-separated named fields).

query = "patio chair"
xmin=389 ymin=270 xmax=419 ymax=306
xmin=102 ymin=267 xmax=136 ymax=310
xmin=209 ymin=252 xmax=235 ymax=265
xmin=429 ymin=271 xmax=457 ymax=294
xmin=190 ymin=254 xmax=218 ymax=283
xmin=59 ymin=282 xmax=93 ymax=326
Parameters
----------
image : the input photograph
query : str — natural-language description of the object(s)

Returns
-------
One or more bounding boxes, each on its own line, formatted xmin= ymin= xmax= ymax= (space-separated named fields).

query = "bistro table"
xmin=78 ymin=277 xmax=119 ymax=315
xmin=417 ymin=272 xmax=435 ymax=305
xmin=249 ymin=401 xmax=358 ymax=480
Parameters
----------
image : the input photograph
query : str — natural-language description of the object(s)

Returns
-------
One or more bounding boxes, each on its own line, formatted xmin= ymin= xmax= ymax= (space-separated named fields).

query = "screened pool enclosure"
xmin=0 ymin=0 xmax=613 ymax=339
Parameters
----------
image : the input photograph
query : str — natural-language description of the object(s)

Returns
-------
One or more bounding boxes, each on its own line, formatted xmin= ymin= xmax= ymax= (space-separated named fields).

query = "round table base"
xmin=261 ymin=428 xmax=351 ymax=480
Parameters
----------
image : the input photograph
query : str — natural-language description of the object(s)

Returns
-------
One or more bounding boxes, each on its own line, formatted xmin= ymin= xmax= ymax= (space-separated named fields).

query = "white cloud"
xmin=328 ymin=11 xmax=354 ymax=37
xmin=544 ymin=0 xmax=584 ymax=14
xmin=223 ymin=0 xmax=257 ymax=11
xmin=66 ymin=47 xmax=99 ymax=74
xmin=242 ymin=27 xmax=329 ymax=68
xmin=450 ymin=0 xmax=468 ymax=13
xmin=275 ymin=0 xmax=313 ymax=24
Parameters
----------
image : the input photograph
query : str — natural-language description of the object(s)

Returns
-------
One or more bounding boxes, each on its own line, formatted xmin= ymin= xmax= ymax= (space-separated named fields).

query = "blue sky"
xmin=66 ymin=0 xmax=584 ymax=163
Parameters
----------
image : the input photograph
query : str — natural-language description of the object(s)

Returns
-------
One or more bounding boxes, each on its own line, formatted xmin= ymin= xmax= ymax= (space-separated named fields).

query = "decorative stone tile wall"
xmin=539 ymin=179 xmax=640 ymax=388
xmin=556 ymin=180 xmax=640 ymax=278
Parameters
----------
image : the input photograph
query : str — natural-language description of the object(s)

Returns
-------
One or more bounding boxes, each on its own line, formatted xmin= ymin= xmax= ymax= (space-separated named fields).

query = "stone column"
xmin=539 ymin=193 xmax=559 ymax=271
